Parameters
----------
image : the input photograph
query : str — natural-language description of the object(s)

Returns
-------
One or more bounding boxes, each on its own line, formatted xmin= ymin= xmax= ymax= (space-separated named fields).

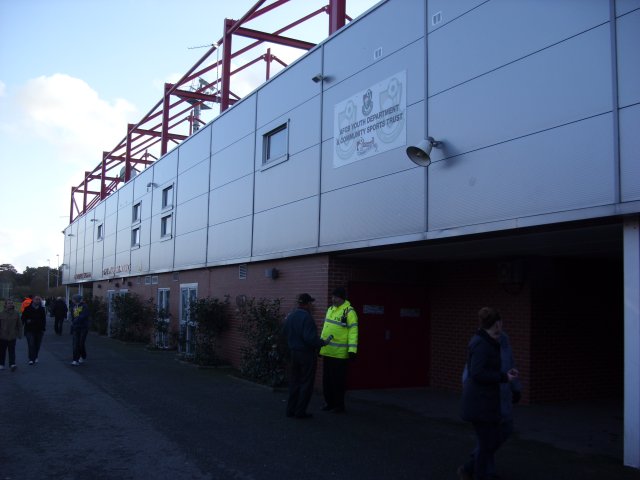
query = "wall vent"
xmin=239 ymin=263 xmax=248 ymax=280
xmin=373 ymin=47 xmax=383 ymax=60
xmin=432 ymin=11 xmax=442 ymax=26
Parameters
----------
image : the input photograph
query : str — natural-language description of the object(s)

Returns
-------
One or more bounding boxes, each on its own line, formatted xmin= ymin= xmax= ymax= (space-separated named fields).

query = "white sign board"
xmin=333 ymin=70 xmax=407 ymax=168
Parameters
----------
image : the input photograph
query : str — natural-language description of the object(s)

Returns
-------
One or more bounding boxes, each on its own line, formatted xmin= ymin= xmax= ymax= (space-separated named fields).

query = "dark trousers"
xmin=464 ymin=419 xmax=514 ymax=478
xmin=25 ymin=331 xmax=44 ymax=362
xmin=286 ymin=349 xmax=317 ymax=417
xmin=0 ymin=339 xmax=17 ymax=366
xmin=73 ymin=327 xmax=88 ymax=361
xmin=322 ymin=356 xmax=348 ymax=410
xmin=463 ymin=421 xmax=504 ymax=480
xmin=54 ymin=315 xmax=65 ymax=335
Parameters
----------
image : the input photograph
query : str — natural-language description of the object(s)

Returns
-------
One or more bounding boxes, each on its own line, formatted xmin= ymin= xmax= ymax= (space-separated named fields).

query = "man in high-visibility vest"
xmin=319 ymin=286 xmax=359 ymax=413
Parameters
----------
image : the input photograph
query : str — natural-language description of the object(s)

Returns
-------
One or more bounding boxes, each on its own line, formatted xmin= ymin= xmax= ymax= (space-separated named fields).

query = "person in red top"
xmin=20 ymin=295 xmax=33 ymax=313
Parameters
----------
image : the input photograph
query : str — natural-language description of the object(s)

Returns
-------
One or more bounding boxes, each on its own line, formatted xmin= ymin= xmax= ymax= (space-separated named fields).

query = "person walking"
xmin=319 ymin=286 xmax=359 ymax=413
xmin=459 ymin=307 xmax=519 ymax=480
xmin=22 ymin=296 xmax=47 ymax=365
xmin=282 ymin=293 xmax=329 ymax=419
xmin=0 ymin=300 xmax=22 ymax=372
xmin=70 ymin=294 xmax=90 ymax=366
xmin=51 ymin=296 xmax=68 ymax=336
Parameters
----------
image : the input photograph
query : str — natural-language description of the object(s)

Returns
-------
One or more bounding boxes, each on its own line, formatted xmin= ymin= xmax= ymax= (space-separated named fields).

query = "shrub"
xmin=237 ymin=297 xmax=287 ymax=387
xmin=86 ymin=296 xmax=108 ymax=335
xmin=111 ymin=293 xmax=155 ymax=343
xmin=184 ymin=296 xmax=230 ymax=365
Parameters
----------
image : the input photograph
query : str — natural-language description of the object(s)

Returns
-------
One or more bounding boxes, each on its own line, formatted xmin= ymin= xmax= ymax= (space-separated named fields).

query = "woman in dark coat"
xmin=459 ymin=307 xmax=519 ymax=480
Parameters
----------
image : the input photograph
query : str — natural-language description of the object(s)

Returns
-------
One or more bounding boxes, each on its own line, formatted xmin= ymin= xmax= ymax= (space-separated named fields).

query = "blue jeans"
xmin=72 ymin=327 xmax=88 ymax=362
xmin=25 ymin=331 xmax=44 ymax=362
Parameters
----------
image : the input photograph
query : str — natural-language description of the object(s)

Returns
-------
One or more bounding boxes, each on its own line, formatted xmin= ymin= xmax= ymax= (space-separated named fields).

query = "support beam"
xmin=624 ymin=215 xmax=640 ymax=468
xmin=221 ymin=19 xmax=234 ymax=112
xmin=329 ymin=0 xmax=346 ymax=34
xmin=161 ymin=83 xmax=171 ymax=155
xmin=234 ymin=26 xmax=315 ymax=50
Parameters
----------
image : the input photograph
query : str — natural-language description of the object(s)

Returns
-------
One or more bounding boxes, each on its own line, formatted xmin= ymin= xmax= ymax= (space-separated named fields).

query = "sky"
xmin=0 ymin=0 xmax=376 ymax=273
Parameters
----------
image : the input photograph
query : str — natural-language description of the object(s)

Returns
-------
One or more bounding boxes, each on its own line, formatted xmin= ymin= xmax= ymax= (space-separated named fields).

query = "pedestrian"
xmin=282 ymin=293 xmax=330 ymax=419
xmin=20 ymin=294 xmax=33 ymax=313
xmin=22 ymin=295 xmax=47 ymax=365
xmin=0 ymin=300 xmax=22 ymax=372
xmin=51 ymin=296 xmax=68 ymax=336
xmin=319 ymin=286 xmax=359 ymax=413
xmin=458 ymin=307 xmax=519 ymax=480
xmin=70 ymin=294 xmax=90 ymax=366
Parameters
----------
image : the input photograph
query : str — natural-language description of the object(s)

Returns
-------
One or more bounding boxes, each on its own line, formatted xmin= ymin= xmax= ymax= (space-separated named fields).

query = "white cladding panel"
xmin=428 ymin=0 xmax=608 ymax=96
xmin=210 ymin=175 xmax=253 ymax=225
xmin=255 ymin=145 xmax=320 ymax=213
xmin=621 ymin=105 xmax=640 ymax=202
xmin=212 ymin=94 xmax=256 ymax=154
xmin=177 ymin=159 xmax=210 ymax=204
xmin=617 ymin=0 xmax=640 ymax=16
xmin=149 ymin=235 xmax=174 ymax=271
xmin=428 ymin=114 xmax=615 ymax=230
xmin=323 ymin=0 xmax=423 ymax=85
xmin=252 ymin=197 xmax=319 ymax=256
xmin=179 ymin=124 xmax=211 ymax=173
xmin=174 ymin=229 xmax=207 ymax=267
xmin=207 ymin=218 xmax=252 ymax=262
xmin=153 ymin=150 xmax=178 ymax=186
xmin=117 ymin=182 xmax=133 ymax=211
xmin=256 ymin=49 xmax=322 ymax=129
xmin=427 ymin=0 xmax=485 ymax=33
xmin=131 ymin=244 xmax=150 ymax=275
xmin=133 ymin=168 xmax=154 ymax=203
xmin=211 ymin=134 xmax=254 ymax=189
xmin=320 ymin=170 xmax=425 ymax=245
xmin=617 ymin=9 xmax=640 ymax=108
xmin=322 ymin=40 xmax=425 ymax=143
xmin=428 ymin=25 xmax=612 ymax=162
xmin=175 ymin=195 xmax=208 ymax=235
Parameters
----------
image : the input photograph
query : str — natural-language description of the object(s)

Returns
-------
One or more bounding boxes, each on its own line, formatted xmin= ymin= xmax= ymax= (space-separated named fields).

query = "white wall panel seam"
xmin=210 ymin=172 xmax=253 ymax=191
xmin=428 ymin=21 xmax=610 ymax=99
xmin=610 ymin=0 xmax=622 ymax=204
xmin=428 ymin=0 xmax=490 ymax=34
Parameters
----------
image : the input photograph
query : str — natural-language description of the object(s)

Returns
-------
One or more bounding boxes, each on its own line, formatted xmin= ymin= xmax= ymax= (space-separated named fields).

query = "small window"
xmin=145 ymin=276 xmax=152 ymax=285
xmin=132 ymin=202 xmax=141 ymax=223
xmin=262 ymin=123 xmax=288 ymax=165
xmin=97 ymin=224 xmax=104 ymax=240
xmin=131 ymin=227 xmax=140 ymax=247
xmin=162 ymin=185 xmax=173 ymax=209
xmin=161 ymin=214 xmax=172 ymax=238
xmin=151 ymin=276 xmax=159 ymax=285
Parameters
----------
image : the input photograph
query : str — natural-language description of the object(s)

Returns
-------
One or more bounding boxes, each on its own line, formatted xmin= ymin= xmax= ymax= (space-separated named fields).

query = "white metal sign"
xmin=333 ymin=70 xmax=406 ymax=168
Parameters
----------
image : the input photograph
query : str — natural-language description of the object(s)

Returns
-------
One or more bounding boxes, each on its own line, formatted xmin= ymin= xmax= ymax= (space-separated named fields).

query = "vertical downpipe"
xmin=609 ymin=0 xmax=621 ymax=204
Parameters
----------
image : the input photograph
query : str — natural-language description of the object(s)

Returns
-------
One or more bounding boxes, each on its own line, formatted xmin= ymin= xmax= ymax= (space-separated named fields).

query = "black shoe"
xmin=295 ymin=413 xmax=313 ymax=419
xmin=332 ymin=406 xmax=345 ymax=414
xmin=286 ymin=412 xmax=294 ymax=418
xmin=321 ymin=404 xmax=333 ymax=411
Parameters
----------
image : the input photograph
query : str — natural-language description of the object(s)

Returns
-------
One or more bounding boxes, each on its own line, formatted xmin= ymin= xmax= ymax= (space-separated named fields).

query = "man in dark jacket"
xmin=22 ymin=296 xmax=47 ymax=365
xmin=51 ymin=297 xmax=69 ymax=336
xmin=459 ymin=307 xmax=519 ymax=480
xmin=70 ymin=294 xmax=90 ymax=366
xmin=282 ymin=293 xmax=329 ymax=419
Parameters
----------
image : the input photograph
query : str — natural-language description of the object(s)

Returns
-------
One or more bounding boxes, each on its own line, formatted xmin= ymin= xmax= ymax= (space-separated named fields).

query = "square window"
xmin=132 ymin=202 xmax=141 ymax=223
xmin=161 ymin=214 xmax=172 ymax=237
xmin=262 ymin=123 xmax=288 ymax=165
xmin=97 ymin=224 xmax=104 ymax=240
xmin=145 ymin=276 xmax=151 ymax=285
xmin=131 ymin=227 xmax=140 ymax=247
xmin=162 ymin=185 xmax=173 ymax=209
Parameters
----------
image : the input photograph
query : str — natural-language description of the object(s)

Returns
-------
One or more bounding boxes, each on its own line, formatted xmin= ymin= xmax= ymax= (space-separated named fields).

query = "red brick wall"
xmin=428 ymin=260 xmax=532 ymax=402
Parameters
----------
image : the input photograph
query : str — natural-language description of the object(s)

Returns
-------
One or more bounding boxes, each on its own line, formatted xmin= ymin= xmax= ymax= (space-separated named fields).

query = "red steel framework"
xmin=68 ymin=0 xmax=352 ymax=223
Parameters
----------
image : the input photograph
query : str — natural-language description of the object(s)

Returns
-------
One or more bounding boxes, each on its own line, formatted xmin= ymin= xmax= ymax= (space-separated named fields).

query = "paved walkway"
xmin=0 ymin=320 xmax=637 ymax=479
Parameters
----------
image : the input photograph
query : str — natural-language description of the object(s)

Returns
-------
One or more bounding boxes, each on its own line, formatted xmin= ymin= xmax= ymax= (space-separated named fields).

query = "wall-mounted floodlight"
xmin=67 ymin=233 xmax=75 ymax=237
xmin=406 ymin=136 xmax=442 ymax=167
xmin=311 ymin=74 xmax=324 ymax=83
xmin=146 ymin=182 xmax=158 ymax=192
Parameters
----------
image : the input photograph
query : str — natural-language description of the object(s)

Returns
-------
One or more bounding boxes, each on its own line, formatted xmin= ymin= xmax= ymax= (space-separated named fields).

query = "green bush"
xmin=111 ymin=293 xmax=155 ymax=343
xmin=184 ymin=296 xmax=230 ymax=365
xmin=237 ymin=297 xmax=287 ymax=387
xmin=86 ymin=296 xmax=108 ymax=335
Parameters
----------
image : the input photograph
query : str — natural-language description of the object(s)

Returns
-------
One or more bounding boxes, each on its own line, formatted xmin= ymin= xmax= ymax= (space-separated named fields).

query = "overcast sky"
xmin=0 ymin=0 xmax=376 ymax=273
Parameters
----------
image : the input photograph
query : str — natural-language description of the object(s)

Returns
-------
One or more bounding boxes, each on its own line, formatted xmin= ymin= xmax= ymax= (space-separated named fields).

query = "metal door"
xmin=347 ymin=282 xmax=430 ymax=389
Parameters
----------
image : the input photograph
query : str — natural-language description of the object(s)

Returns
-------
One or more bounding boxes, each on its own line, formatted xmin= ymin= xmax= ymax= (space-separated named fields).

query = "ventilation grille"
xmin=239 ymin=263 xmax=248 ymax=280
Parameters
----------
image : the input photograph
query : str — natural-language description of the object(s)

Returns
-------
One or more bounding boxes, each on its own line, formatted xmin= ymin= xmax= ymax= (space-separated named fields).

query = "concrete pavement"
xmin=1 ymin=319 xmax=637 ymax=479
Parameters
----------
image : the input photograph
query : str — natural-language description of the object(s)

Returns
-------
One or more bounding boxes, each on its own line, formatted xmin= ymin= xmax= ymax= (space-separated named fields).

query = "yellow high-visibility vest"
xmin=320 ymin=300 xmax=358 ymax=359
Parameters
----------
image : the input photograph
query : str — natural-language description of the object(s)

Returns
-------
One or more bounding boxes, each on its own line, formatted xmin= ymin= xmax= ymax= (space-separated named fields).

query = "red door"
xmin=347 ymin=283 xmax=430 ymax=389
